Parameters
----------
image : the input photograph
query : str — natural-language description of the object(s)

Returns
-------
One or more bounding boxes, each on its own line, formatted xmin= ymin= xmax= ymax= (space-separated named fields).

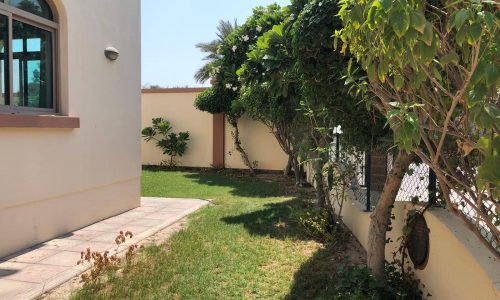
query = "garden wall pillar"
xmin=213 ymin=114 xmax=225 ymax=168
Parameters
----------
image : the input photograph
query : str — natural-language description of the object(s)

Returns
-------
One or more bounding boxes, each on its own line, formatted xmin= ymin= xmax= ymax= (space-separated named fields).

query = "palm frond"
xmin=194 ymin=19 xmax=238 ymax=84
xmin=194 ymin=64 xmax=212 ymax=84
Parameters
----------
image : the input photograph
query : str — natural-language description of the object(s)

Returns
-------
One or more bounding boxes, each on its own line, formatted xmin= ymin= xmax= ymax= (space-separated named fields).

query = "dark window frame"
xmin=0 ymin=0 xmax=58 ymax=115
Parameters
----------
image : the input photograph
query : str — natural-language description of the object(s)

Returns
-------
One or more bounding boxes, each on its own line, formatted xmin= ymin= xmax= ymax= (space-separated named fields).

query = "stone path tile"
xmin=36 ymin=239 xmax=85 ymax=251
xmin=62 ymin=230 xmax=103 ymax=241
xmin=145 ymin=212 xmax=177 ymax=220
xmin=101 ymin=215 xmax=134 ymax=225
xmin=119 ymin=211 xmax=148 ymax=219
xmin=38 ymin=252 xmax=82 ymax=267
xmin=0 ymin=280 xmax=37 ymax=299
xmin=0 ymin=261 xmax=30 ymax=277
xmin=118 ymin=225 xmax=151 ymax=236
xmin=130 ymin=206 xmax=161 ymax=213
xmin=90 ymin=232 xmax=122 ymax=243
xmin=4 ymin=249 xmax=58 ymax=264
xmin=2 ymin=265 xmax=70 ymax=283
xmin=67 ymin=242 xmax=116 ymax=254
xmin=128 ymin=218 xmax=164 ymax=227
xmin=0 ymin=197 xmax=209 ymax=300
xmin=82 ymin=222 xmax=121 ymax=232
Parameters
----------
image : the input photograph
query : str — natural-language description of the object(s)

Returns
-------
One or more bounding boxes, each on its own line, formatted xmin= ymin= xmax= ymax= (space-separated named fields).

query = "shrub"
xmin=194 ymin=87 xmax=232 ymax=115
xmin=295 ymin=208 xmax=348 ymax=244
xmin=334 ymin=259 xmax=425 ymax=300
xmin=142 ymin=117 xmax=190 ymax=167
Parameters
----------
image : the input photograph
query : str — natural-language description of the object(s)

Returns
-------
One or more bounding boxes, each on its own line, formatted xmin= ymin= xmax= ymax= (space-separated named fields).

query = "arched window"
xmin=0 ymin=0 xmax=57 ymax=113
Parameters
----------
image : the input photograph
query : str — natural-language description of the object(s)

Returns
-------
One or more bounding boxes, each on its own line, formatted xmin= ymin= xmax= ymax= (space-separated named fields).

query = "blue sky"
xmin=141 ymin=0 xmax=290 ymax=88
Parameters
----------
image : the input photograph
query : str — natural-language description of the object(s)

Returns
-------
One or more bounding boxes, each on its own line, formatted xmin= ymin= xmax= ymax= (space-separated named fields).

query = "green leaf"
xmin=410 ymin=10 xmax=426 ymax=33
xmin=446 ymin=11 xmax=457 ymax=32
xmin=477 ymin=135 xmax=492 ymax=154
xmin=433 ymin=67 xmax=442 ymax=81
xmin=484 ymin=64 xmax=500 ymax=87
xmin=367 ymin=63 xmax=377 ymax=83
xmin=367 ymin=6 xmax=377 ymax=29
xmin=380 ymin=0 xmax=392 ymax=12
xmin=351 ymin=5 xmax=365 ymax=27
xmin=468 ymin=22 xmax=482 ymax=43
xmin=453 ymin=9 xmax=471 ymax=31
xmin=440 ymin=51 xmax=459 ymax=65
xmin=378 ymin=59 xmax=389 ymax=82
xmin=418 ymin=40 xmax=437 ymax=64
xmin=420 ymin=22 xmax=434 ymax=46
xmin=477 ymin=155 xmax=500 ymax=188
xmin=390 ymin=9 xmax=410 ymax=38
xmin=455 ymin=25 xmax=467 ymax=46
xmin=394 ymin=74 xmax=404 ymax=90
xmin=482 ymin=11 xmax=496 ymax=31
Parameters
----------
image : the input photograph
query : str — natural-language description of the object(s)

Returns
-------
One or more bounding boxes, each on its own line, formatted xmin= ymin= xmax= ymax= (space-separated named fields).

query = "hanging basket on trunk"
xmin=407 ymin=213 xmax=430 ymax=269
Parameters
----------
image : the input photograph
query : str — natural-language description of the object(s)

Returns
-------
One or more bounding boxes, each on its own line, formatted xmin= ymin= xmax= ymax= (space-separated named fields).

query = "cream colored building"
xmin=0 ymin=0 xmax=141 ymax=258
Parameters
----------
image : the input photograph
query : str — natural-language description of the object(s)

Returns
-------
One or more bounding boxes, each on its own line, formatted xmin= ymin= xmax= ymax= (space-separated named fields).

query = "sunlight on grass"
xmin=72 ymin=170 xmax=356 ymax=300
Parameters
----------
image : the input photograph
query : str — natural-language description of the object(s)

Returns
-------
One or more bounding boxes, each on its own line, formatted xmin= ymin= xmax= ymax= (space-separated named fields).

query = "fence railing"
xmin=340 ymin=143 xmax=499 ymax=254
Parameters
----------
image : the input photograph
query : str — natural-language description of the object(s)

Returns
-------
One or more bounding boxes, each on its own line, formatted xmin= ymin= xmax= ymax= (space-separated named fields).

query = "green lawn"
xmin=73 ymin=170 xmax=362 ymax=300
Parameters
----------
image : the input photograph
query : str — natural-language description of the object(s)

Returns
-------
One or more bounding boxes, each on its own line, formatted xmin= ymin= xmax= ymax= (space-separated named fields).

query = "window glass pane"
xmin=0 ymin=14 xmax=8 ymax=106
xmin=27 ymin=38 xmax=40 ymax=52
xmin=5 ymin=0 xmax=53 ymax=20
xmin=13 ymin=38 xmax=22 ymax=52
xmin=12 ymin=20 xmax=53 ymax=109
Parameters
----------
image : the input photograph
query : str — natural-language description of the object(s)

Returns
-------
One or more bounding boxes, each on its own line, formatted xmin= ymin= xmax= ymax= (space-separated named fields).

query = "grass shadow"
xmin=221 ymin=198 xmax=314 ymax=241
xmin=286 ymin=236 xmax=367 ymax=300
xmin=222 ymin=198 xmax=367 ymax=299
xmin=183 ymin=171 xmax=295 ymax=199
xmin=142 ymin=166 xmax=311 ymax=200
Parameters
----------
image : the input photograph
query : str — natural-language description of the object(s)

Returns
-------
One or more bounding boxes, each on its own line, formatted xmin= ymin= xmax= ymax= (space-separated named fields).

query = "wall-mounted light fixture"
xmin=104 ymin=46 xmax=119 ymax=61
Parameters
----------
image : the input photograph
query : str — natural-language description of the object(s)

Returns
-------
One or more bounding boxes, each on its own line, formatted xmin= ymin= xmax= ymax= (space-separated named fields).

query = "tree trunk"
xmin=367 ymin=150 xmax=413 ymax=279
xmin=312 ymin=155 xmax=326 ymax=207
xmin=229 ymin=119 xmax=255 ymax=175
xmin=284 ymin=156 xmax=293 ymax=176
xmin=292 ymin=156 xmax=303 ymax=186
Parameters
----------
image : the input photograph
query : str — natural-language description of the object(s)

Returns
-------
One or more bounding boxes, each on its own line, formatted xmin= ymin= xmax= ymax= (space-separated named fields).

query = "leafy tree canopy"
xmin=336 ymin=0 xmax=499 ymax=248
xmin=195 ymin=4 xmax=287 ymax=121
xmin=292 ymin=0 xmax=387 ymax=150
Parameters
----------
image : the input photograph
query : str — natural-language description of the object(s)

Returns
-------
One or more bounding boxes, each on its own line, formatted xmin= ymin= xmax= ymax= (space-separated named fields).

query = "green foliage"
xmin=206 ymin=4 xmax=287 ymax=120
xmin=386 ymin=102 xmax=423 ymax=151
xmin=292 ymin=0 xmax=387 ymax=151
xmin=236 ymin=6 xmax=307 ymax=174
xmin=294 ymin=208 xmax=347 ymax=244
xmin=334 ymin=259 xmax=424 ymax=300
xmin=337 ymin=0 xmax=499 ymax=244
xmin=142 ymin=118 xmax=190 ymax=166
xmin=194 ymin=87 xmax=232 ymax=115
xmin=194 ymin=20 xmax=238 ymax=84
xmin=237 ymin=16 xmax=302 ymax=127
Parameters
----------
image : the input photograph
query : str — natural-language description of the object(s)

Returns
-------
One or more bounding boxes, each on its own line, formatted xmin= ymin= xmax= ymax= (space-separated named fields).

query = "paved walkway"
xmin=0 ymin=197 xmax=209 ymax=300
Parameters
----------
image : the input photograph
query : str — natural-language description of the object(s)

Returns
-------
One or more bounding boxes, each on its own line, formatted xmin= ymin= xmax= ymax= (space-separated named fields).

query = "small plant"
xmin=142 ymin=118 xmax=190 ymax=167
xmin=294 ymin=208 xmax=347 ymax=244
xmin=77 ymin=231 xmax=143 ymax=285
xmin=334 ymin=258 xmax=425 ymax=300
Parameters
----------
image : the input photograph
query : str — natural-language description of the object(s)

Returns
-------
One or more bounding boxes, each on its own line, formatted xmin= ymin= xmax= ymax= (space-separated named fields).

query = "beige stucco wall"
xmin=141 ymin=91 xmax=288 ymax=171
xmin=337 ymin=200 xmax=500 ymax=300
xmin=0 ymin=0 xmax=141 ymax=258
xmin=142 ymin=91 xmax=214 ymax=168
xmin=224 ymin=116 xmax=288 ymax=171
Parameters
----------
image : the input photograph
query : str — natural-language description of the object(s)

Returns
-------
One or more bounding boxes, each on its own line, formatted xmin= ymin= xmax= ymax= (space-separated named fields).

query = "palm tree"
xmin=194 ymin=20 xmax=238 ymax=84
